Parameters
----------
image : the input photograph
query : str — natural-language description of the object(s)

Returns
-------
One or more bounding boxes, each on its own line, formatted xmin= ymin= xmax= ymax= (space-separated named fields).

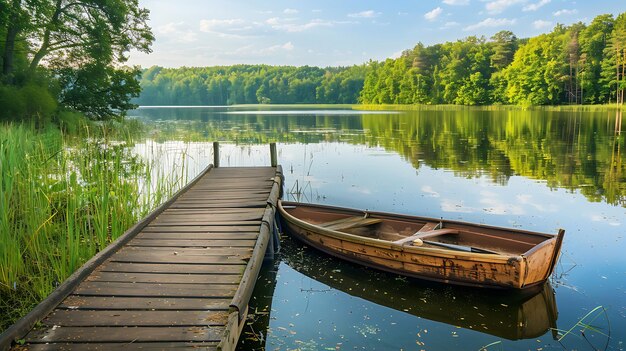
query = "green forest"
xmin=0 ymin=0 xmax=153 ymax=124
xmin=137 ymin=12 xmax=626 ymax=107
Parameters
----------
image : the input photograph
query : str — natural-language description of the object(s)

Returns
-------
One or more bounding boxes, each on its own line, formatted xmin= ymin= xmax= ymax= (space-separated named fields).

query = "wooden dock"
xmin=0 ymin=161 xmax=283 ymax=351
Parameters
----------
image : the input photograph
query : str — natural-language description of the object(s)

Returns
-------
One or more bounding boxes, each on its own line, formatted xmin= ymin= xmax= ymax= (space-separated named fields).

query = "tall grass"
xmin=0 ymin=122 xmax=185 ymax=331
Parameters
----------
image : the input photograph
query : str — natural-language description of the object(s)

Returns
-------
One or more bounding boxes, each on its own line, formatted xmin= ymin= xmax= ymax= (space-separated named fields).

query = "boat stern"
xmin=520 ymin=229 xmax=565 ymax=288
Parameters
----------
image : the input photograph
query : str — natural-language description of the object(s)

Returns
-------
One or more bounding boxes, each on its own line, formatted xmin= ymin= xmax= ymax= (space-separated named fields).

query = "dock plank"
xmin=25 ymin=326 xmax=223 ymax=343
xmin=128 ymin=238 xmax=257 ymax=247
xmin=87 ymin=272 xmax=241 ymax=284
xmin=22 ymin=342 xmax=218 ymax=351
xmin=98 ymin=262 xmax=246 ymax=274
xmin=74 ymin=282 xmax=237 ymax=298
xmin=59 ymin=296 xmax=230 ymax=311
xmin=44 ymin=310 xmax=230 ymax=327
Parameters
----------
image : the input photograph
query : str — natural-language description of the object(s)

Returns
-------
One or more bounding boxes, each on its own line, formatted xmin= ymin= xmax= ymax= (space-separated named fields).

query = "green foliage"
xmin=0 ymin=0 xmax=153 ymax=122
xmin=0 ymin=83 xmax=56 ymax=122
xmin=58 ymin=64 xmax=142 ymax=120
xmin=136 ymin=64 xmax=367 ymax=105
xmin=359 ymin=12 xmax=626 ymax=106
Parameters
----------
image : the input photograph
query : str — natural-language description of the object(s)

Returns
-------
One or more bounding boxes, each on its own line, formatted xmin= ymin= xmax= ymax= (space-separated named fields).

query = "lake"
xmin=131 ymin=105 xmax=625 ymax=351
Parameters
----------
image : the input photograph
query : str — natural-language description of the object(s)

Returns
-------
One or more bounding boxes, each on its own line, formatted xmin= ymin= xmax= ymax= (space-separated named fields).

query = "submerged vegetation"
xmin=0 ymin=122 xmax=185 ymax=330
xmin=137 ymin=12 xmax=626 ymax=107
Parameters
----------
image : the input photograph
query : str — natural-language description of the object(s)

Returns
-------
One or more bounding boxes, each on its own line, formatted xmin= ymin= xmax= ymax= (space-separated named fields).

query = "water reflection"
xmin=287 ymin=245 xmax=558 ymax=341
xmin=239 ymin=237 xmax=559 ymax=350
xmin=132 ymin=106 xmax=626 ymax=207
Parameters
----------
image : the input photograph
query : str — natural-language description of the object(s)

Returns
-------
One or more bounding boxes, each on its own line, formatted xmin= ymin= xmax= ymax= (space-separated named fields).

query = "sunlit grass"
xmin=355 ymin=103 xmax=623 ymax=112
xmin=0 ymin=122 xmax=185 ymax=330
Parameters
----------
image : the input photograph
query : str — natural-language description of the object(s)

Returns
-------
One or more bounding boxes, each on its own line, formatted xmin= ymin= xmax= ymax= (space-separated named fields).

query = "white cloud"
xmin=157 ymin=22 xmax=197 ymax=42
xmin=442 ymin=21 xmax=460 ymax=28
xmin=199 ymin=18 xmax=246 ymax=32
xmin=464 ymin=17 xmax=516 ymax=31
xmin=554 ymin=9 xmax=578 ymax=16
xmin=348 ymin=10 xmax=381 ymax=18
xmin=283 ymin=8 xmax=299 ymax=14
xmin=267 ymin=18 xmax=334 ymax=32
xmin=485 ymin=0 xmax=524 ymax=14
xmin=443 ymin=0 xmax=469 ymax=5
xmin=523 ymin=0 xmax=550 ymax=11
xmin=479 ymin=191 xmax=525 ymax=215
xmin=421 ymin=185 xmax=441 ymax=198
xmin=424 ymin=7 xmax=443 ymax=21
xmin=516 ymin=194 xmax=558 ymax=212
xmin=441 ymin=199 xmax=476 ymax=213
xmin=533 ymin=20 xmax=552 ymax=29
xmin=280 ymin=42 xmax=294 ymax=51
xmin=158 ymin=22 xmax=185 ymax=34
xmin=265 ymin=17 xmax=280 ymax=26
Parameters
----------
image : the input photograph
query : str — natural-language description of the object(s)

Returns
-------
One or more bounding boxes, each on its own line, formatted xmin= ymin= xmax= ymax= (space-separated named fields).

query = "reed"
xmin=0 ymin=122 xmax=184 ymax=331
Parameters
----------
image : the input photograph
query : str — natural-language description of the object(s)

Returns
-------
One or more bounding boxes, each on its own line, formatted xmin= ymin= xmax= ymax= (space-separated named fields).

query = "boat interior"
xmin=283 ymin=203 xmax=554 ymax=256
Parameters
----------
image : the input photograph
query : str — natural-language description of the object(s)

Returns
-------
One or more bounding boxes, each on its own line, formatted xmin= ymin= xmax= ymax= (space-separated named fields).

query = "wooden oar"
xmin=422 ymin=240 xmax=499 ymax=255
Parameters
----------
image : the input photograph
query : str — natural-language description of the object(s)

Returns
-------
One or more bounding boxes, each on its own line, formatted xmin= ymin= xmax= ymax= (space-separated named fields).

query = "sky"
xmin=127 ymin=0 xmax=626 ymax=68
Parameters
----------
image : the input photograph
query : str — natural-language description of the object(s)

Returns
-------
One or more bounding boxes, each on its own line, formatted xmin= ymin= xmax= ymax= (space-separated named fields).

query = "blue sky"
xmin=127 ymin=0 xmax=626 ymax=68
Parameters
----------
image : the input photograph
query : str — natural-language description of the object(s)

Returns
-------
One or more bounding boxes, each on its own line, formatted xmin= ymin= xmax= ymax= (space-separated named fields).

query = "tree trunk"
xmin=2 ymin=0 xmax=23 ymax=81
xmin=620 ymin=48 xmax=626 ymax=105
xmin=28 ymin=0 xmax=63 ymax=72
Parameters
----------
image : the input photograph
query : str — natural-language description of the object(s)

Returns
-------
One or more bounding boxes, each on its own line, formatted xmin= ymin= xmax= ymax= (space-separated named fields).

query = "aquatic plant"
xmin=0 ymin=123 xmax=184 ymax=330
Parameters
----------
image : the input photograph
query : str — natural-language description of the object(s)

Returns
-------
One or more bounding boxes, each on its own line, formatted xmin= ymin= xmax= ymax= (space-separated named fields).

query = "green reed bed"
xmin=0 ymin=123 xmax=184 ymax=331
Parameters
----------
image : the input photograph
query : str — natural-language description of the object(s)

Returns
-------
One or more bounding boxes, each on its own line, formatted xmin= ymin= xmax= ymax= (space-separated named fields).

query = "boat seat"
xmin=394 ymin=228 xmax=459 ymax=246
xmin=417 ymin=222 xmax=441 ymax=232
xmin=320 ymin=216 xmax=383 ymax=231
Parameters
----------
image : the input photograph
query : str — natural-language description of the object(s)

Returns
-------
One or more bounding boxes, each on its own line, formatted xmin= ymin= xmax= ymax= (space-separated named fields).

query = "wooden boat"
xmin=278 ymin=201 xmax=565 ymax=290
xmin=282 ymin=236 xmax=558 ymax=340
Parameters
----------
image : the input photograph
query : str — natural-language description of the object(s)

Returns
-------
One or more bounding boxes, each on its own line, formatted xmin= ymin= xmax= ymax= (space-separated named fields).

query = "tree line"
xmin=361 ymin=13 xmax=626 ymax=106
xmin=0 ymin=0 xmax=153 ymax=123
xmin=138 ymin=12 xmax=626 ymax=107
xmin=135 ymin=65 xmax=367 ymax=105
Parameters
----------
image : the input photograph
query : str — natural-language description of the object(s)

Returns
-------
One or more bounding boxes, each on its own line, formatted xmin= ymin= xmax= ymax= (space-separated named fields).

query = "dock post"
xmin=270 ymin=142 xmax=277 ymax=167
xmin=213 ymin=141 xmax=220 ymax=168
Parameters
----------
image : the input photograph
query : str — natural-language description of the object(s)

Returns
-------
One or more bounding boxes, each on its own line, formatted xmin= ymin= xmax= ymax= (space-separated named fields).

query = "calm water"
xmin=131 ymin=106 xmax=625 ymax=351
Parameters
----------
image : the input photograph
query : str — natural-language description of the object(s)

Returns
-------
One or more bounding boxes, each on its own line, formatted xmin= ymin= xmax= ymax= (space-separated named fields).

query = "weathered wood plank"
xmin=134 ymin=233 xmax=258 ymax=240
xmin=141 ymin=225 xmax=260 ymax=233
xmin=24 ymin=326 xmax=223 ymax=343
xmin=175 ymin=193 xmax=270 ymax=200
xmin=169 ymin=202 xmax=268 ymax=209
xmin=21 ymin=342 xmax=219 ymax=351
xmin=59 ymin=296 xmax=230 ymax=311
xmin=44 ymin=310 xmax=230 ymax=327
xmin=110 ymin=252 xmax=250 ymax=265
xmin=147 ymin=220 xmax=262 ymax=227
xmin=98 ymin=262 xmax=246 ymax=274
xmin=152 ymin=213 xmax=263 ymax=221
xmin=162 ymin=208 xmax=265 ymax=214
xmin=74 ymin=282 xmax=237 ymax=298
xmin=87 ymin=272 xmax=241 ymax=284
xmin=117 ymin=246 xmax=253 ymax=256
xmin=128 ymin=239 xmax=257 ymax=247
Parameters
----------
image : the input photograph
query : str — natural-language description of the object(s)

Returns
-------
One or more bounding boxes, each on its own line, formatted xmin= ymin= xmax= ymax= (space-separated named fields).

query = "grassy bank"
xmin=354 ymin=103 xmax=624 ymax=112
xmin=0 ymin=122 xmax=185 ymax=331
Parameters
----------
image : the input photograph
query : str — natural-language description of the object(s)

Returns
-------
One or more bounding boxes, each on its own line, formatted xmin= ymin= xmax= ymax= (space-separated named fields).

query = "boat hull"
xmin=278 ymin=201 xmax=564 ymax=290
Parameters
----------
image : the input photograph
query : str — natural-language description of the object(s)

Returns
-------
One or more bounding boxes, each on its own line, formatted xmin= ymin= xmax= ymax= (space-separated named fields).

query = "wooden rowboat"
xmin=282 ymin=236 xmax=559 ymax=340
xmin=278 ymin=201 xmax=565 ymax=290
